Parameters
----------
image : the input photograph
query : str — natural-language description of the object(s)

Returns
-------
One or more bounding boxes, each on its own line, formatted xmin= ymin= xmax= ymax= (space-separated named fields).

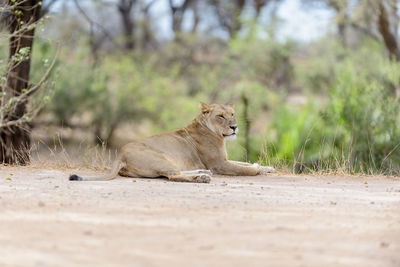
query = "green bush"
xmin=262 ymin=41 xmax=400 ymax=174
xmin=26 ymin=32 xmax=399 ymax=175
xmin=324 ymin=58 xmax=400 ymax=174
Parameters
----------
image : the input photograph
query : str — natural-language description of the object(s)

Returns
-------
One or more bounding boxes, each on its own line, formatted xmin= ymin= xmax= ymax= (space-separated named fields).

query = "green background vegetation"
xmin=2 ymin=0 xmax=399 ymax=175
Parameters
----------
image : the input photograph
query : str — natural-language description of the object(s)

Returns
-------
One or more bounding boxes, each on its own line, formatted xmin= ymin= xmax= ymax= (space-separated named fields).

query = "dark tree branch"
xmin=40 ymin=0 xmax=59 ymax=18
xmin=190 ymin=0 xmax=199 ymax=33
xmin=210 ymin=0 xmax=246 ymax=38
xmin=117 ymin=0 xmax=137 ymax=50
xmin=254 ymin=0 xmax=272 ymax=17
xmin=73 ymin=0 xmax=120 ymax=48
xmin=141 ymin=0 xmax=157 ymax=50
xmin=168 ymin=0 xmax=192 ymax=34
xmin=378 ymin=1 xmax=400 ymax=61
xmin=348 ymin=22 xmax=380 ymax=41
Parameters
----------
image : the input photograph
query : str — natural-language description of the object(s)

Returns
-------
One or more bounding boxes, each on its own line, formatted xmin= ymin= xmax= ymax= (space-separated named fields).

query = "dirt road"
xmin=0 ymin=166 xmax=399 ymax=267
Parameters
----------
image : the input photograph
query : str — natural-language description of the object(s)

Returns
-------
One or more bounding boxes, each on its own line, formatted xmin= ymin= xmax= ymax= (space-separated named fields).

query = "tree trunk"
xmin=231 ymin=0 xmax=245 ymax=37
xmin=0 ymin=0 xmax=41 ymax=164
xmin=254 ymin=0 xmax=271 ymax=18
xmin=118 ymin=0 xmax=136 ymax=50
xmin=141 ymin=0 xmax=157 ymax=50
xmin=212 ymin=0 xmax=246 ymax=39
xmin=377 ymin=1 xmax=400 ymax=61
xmin=169 ymin=0 xmax=192 ymax=36
xmin=241 ymin=94 xmax=250 ymax=161
xmin=191 ymin=0 xmax=200 ymax=33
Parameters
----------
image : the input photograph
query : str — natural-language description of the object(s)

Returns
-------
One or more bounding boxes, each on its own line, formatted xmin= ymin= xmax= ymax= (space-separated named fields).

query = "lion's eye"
xmin=218 ymin=115 xmax=225 ymax=119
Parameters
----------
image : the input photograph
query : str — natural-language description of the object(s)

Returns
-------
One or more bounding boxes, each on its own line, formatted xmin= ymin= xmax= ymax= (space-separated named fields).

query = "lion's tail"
xmin=69 ymin=155 xmax=124 ymax=181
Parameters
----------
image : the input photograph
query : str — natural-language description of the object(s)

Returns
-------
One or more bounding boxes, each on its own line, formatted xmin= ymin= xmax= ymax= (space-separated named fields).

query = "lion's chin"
xmin=224 ymin=134 xmax=237 ymax=141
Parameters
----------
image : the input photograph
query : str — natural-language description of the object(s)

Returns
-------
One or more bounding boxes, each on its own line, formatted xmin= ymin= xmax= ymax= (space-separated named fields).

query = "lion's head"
xmin=199 ymin=102 xmax=238 ymax=140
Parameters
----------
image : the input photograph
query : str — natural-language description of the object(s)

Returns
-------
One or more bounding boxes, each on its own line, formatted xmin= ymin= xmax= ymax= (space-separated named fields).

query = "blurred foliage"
xmin=25 ymin=32 xmax=400 ymax=174
xmin=5 ymin=0 xmax=395 ymax=175
xmin=263 ymin=39 xmax=400 ymax=175
xmin=37 ymin=41 xmax=200 ymax=142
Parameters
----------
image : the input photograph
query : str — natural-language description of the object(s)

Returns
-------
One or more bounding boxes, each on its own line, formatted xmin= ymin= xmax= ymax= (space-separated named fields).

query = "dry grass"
xmin=2 ymin=130 xmax=397 ymax=178
xmin=28 ymin=135 xmax=117 ymax=171
xmin=259 ymin=145 xmax=400 ymax=178
xmin=21 ymin=138 xmax=398 ymax=179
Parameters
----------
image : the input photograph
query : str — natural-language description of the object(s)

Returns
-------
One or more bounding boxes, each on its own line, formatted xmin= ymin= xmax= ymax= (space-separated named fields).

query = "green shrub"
xmin=27 ymin=32 xmax=399 ymax=175
xmin=262 ymin=41 xmax=400 ymax=175
xmin=324 ymin=58 xmax=400 ymax=174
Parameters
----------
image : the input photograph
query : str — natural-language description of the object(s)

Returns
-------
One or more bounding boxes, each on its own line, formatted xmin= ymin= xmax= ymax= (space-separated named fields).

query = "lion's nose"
xmin=230 ymin=126 xmax=237 ymax=131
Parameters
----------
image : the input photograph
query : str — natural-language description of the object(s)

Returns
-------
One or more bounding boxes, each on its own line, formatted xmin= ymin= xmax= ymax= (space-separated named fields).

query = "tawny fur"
xmin=69 ymin=103 xmax=275 ymax=183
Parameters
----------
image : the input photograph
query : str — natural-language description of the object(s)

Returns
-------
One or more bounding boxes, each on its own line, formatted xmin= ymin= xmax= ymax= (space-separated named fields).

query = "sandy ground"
xmin=0 ymin=166 xmax=399 ymax=267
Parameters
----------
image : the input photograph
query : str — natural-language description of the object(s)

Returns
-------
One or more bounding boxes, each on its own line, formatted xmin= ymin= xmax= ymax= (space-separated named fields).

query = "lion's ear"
xmin=200 ymin=102 xmax=211 ymax=114
xmin=226 ymin=102 xmax=235 ymax=109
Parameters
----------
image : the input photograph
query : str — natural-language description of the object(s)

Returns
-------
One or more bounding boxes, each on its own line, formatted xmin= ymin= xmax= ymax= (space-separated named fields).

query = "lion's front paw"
xmin=194 ymin=174 xmax=211 ymax=183
xmin=259 ymin=166 xmax=276 ymax=175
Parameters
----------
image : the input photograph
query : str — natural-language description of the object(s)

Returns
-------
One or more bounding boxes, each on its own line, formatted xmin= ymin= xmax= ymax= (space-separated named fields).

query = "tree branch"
xmin=73 ymin=0 xmax=121 ymax=48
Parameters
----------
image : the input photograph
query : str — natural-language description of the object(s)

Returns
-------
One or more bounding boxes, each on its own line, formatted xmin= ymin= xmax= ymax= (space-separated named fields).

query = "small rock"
xmin=38 ymin=201 xmax=45 ymax=207
xmin=380 ymin=242 xmax=389 ymax=248
xmin=83 ymin=230 xmax=93 ymax=236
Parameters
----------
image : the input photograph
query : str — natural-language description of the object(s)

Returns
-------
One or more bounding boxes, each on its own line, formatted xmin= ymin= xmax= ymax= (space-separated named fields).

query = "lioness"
xmin=69 ymin=103 xmax=275 ymax=183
